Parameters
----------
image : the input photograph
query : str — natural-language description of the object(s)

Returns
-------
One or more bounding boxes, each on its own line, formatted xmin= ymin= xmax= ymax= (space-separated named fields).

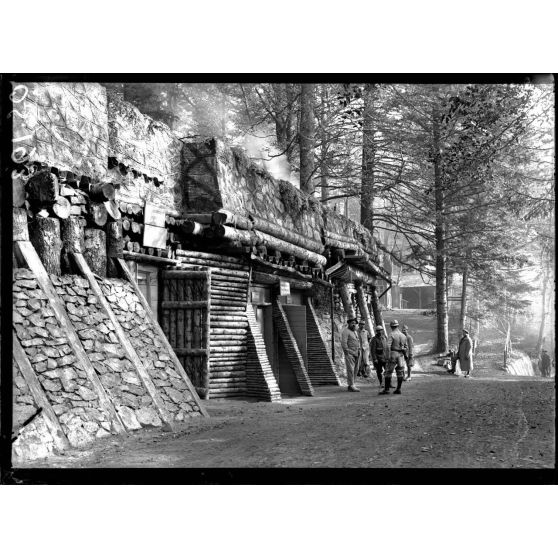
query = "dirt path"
xmin=24 ymin=356 xmax=555 ymax=469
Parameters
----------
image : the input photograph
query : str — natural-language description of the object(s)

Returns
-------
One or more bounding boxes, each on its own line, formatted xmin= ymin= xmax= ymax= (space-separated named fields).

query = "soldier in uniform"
xmin=370 ymin=325 xmax=389 ymax=388
xmin=380 ymin=319 xmax=408 ymax=395
xmin=357 ymin=320 xmax=372 ymax=378
xmin=341 ymin=318 xmax=361 ymax=392
xmin=401 ymin=325 xmax=414 ymax=381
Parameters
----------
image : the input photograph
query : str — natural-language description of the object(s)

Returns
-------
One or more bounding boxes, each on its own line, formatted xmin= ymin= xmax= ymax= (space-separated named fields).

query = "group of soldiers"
xmin=341 ymin=318 xmax=414 ymax=395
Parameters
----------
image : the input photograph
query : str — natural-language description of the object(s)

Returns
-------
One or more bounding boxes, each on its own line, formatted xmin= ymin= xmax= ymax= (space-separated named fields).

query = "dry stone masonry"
xmin=13 ymin=269 xmax=115 ymax=447
xmin=55 ymin=275 xmax=162 ymax=430
xmin=13 ymin=82 xmax=109 ymax=179
xmin=12 ymin=362 xmax=57 ymax=460
xmin=99 ymin=278 xmax=203 ymax=420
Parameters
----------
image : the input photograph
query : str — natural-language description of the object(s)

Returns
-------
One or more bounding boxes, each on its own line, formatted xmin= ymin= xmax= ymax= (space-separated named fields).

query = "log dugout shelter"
xmin=11 ymin=83 xmax=392 ymax=447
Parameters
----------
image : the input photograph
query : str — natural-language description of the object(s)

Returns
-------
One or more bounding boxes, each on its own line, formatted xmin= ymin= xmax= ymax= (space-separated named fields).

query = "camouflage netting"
xmin=106 ymin=91 xmax=183 ymax=211
xmin=182 ymin=139 xmax=380 ymax=258
xmin=12 ymin=82 xmax=109 ymax=179
xmin=183 ymin=139 xmax=324 ymax=242
xmin=54 ymin=275 xmax=163 ymax=430
xmin=13 ymin=269 xmax=115 ymax=448
xmin=99 ymin=278 xmax=202 ymax=421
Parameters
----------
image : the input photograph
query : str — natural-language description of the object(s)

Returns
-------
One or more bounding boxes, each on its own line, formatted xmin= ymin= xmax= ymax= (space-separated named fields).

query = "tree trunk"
xmin=369 ymin=285 xmax=385 ymax=331
xmin=285 ymin=83 xmax=296 ymax=163
xmin=338 ymin=283 xmax=356 ymax=320
xmin=433 ymin=98 xmax=449 ymax=354
xmin=52 ymin=196 xmax=71 ymax=219
xmin=536 ymin=268 xmax=549 ymax=353
xmin=272 ymin=83 xmax=288 ymax=151
xmin=13 ymin=176 xmax=26 ymax=207
xmin=60 ymin=216 xmax=84 ymax=273
xmin=84 ymin=228 xmax=107 ymax=277
xmin=361 ymin=83 xmax=375 ymax=231
xmin=459 ymin=264 xmax=469 ymax=332
xmin=30 ymin=216 xmax=62 ymax=275
xmin=27 ymin=170 xmax=59 ymax=206
xmin=13 ymin=208 xmax=29 ymax=241
xmin=300 ymin=83 xmax=315 ymax=194
xmin=104 ymin=200 xmax=121 ymax=221
xmin=319 ymin=84 xmax=329 ymax=202
xmin=106 ymin=221 xmax=124 ymax=278
xmin=355 ymin=283 xmax=375 ymax=335
xmin=89 ymin=182 xmax=116 ymax=202
xmin=61 ymin=216 xmax=84 ymax=253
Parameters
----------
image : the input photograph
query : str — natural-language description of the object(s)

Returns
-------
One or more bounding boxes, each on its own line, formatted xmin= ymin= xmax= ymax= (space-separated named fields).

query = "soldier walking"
xmin=379 ymin=319 xmax=408 ymax=395
xmin=401 ymin=325 xmax=415 ymax=381
xmin=341 ymin=318 xmax=361 ymax=392
xmin=370 ymin=325 xmax=389 ymax=388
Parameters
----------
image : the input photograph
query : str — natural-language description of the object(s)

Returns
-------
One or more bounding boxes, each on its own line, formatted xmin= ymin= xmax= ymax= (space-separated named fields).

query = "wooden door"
xmin=283 ymin=305 xmax=307 ymax=367
xmin=159 ymin=269 xmax=211 ymax=398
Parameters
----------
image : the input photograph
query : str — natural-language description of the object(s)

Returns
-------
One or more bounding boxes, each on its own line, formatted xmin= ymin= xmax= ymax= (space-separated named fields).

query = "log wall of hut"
xmin=11 ymin=81 xmax=394 ymax=451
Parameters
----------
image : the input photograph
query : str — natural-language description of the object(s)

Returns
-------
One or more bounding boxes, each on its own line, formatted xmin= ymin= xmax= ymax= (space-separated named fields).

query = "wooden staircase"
xmin=305 ymin=301 xmax=340 ymax=386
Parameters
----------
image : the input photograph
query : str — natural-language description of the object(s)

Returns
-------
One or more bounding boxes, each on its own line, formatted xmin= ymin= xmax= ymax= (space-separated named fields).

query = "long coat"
xmin=458 ymin=334 xmax=473 ymax=372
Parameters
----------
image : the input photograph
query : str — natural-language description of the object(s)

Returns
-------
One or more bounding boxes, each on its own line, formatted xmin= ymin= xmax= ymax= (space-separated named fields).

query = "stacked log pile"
xmin=99 ymin=278 xmax=202 ymax=420
xmin=120 ymin=203 xmax=144 ymax=254
xmin=245 ymin=305 xmax=281 ymax=401
xmin=56 ymin=275 xmax=163 ymax=430
xmin=12 ymin=269 xmax=115 ymax=447
xmin=15 ymin=165 xmax=126 ymax=277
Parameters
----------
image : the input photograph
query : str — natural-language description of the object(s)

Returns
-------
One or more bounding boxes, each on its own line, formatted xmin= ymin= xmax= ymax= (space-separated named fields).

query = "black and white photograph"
xmin=0 ymin=3 xmax=556 ymax=558
xmin=1 ymin=77 xmax=554 ymax=476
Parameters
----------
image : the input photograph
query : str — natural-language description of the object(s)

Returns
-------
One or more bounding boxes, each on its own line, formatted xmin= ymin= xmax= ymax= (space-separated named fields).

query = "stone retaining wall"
xmin=12 ymin=82 xmax=109 ymax=180
xmin=55 ymin=275 xmax=162 ymax=430
xmin=106 ymin=91 xmax=184 ymax=212
xmin=13 ymin=269 xmax=115 ymax=448
xmin=12 ymin=363 xmax=57 ymax=460
xmin=99 ymin=278 xmax=202 ymax=420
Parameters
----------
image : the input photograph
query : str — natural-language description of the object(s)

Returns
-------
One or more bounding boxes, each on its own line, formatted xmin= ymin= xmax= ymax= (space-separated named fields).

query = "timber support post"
xmin=355 ymin=283 xmax=375 ymax=335
xmin=338 ymin=282 xmax=356 ymax=320
xmin=369 ymin=285 xmax=386 ymax=331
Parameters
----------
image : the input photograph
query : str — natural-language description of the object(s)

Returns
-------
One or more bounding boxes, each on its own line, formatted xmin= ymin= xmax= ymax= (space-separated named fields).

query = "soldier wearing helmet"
xmin=379 ymin=319 xmax=408 ymax=395
xmin=370 ymin=324 xmax=389 ymax=388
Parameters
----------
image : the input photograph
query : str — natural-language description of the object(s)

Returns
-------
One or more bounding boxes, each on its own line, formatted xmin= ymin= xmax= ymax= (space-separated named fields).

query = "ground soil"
xmin=21 ymin=310 xmax=555 ymax=470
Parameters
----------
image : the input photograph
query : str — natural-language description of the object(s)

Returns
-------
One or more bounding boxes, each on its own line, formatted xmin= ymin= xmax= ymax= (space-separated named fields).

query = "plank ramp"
xmin=245 ymin=305 xmax=282 ymax=401
xmin=272 ymin=298 xmax=314 ymax=396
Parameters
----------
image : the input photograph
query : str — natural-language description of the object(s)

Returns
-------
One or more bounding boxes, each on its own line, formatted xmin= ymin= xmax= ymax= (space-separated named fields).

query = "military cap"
xmin=390 ymin=320 xmax=399 ymax=327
